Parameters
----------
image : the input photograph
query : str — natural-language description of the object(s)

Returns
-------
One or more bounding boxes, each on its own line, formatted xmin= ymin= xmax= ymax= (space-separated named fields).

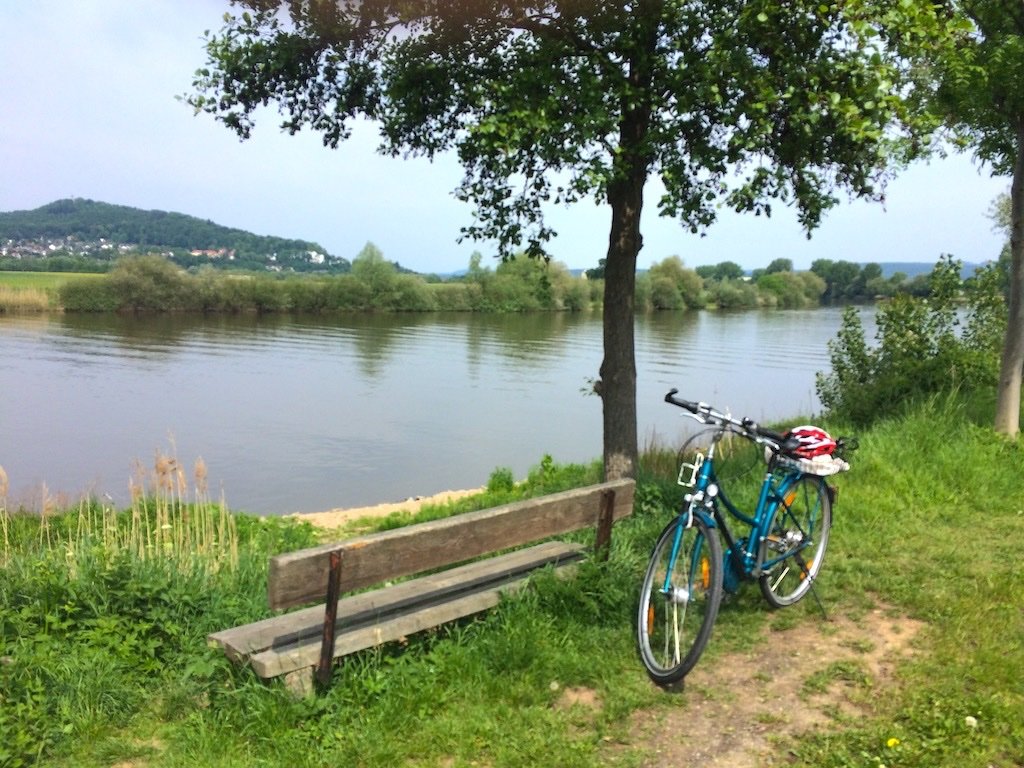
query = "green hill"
xmin=0 ymin=199 xmax=349 ymax=273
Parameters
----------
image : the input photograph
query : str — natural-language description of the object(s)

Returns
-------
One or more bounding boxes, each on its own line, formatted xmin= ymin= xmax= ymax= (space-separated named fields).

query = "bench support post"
xmin=594 ymin=488 xmax=616 ymax=561
xmin=316 ymin=548 xmax=344 ymax=685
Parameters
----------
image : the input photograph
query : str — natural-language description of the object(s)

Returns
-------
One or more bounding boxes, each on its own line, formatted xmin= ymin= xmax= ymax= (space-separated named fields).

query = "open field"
xmin=0 ymin=270 xmax=104 ymax=290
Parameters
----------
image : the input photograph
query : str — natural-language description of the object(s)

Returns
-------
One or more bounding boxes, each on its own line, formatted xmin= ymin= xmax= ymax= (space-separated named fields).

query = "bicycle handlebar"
xmin=664 ymin=388 xmax=796 ymax=451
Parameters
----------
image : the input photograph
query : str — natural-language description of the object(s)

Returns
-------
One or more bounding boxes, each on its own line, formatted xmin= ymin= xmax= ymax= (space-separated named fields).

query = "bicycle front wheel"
xmin=637 ymin=514 xmax=723 ymax=686
xmin=759 ymin=475 xmax=832 ymax=608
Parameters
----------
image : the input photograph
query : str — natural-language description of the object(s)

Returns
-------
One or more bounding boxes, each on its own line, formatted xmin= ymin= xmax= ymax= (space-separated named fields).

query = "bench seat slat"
xmin=268 ymin=478 xmax=634 ymax=611
xmin=209 ymin=540 xmax=585 ymax=673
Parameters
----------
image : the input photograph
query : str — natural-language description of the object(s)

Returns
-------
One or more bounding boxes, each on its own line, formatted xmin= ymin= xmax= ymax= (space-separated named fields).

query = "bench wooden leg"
xmin=284 ymin=667 xmax=315 ymax=698
xmin=316 ymin=548 xmax=344 ymax=686
xmin=594 ymin=489 xmax=616 ymax=561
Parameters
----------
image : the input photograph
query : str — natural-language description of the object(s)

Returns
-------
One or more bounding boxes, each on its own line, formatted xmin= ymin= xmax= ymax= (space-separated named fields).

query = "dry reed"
xmin=118 ymin=449 xmax=239 ymax=573
xmin=0 ymin=285 xmax=51 ymax=313
xmin=0 ymin=450 xmax=239 ymax=574
xmin=0 ymin=464 xmax=9 ymax=562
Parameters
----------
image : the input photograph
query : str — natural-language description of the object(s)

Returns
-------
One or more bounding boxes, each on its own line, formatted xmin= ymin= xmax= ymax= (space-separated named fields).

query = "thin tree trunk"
xmin=601 ymin=177 xmax=642 ymax=481
xmin=994 ymin=120 xmax=1024 ymax=437
xmin=599 ymin=2 xmax=658 ymax=481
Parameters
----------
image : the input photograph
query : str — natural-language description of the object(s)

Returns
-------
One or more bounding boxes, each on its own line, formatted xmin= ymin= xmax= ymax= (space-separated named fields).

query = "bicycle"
xmin=637 ymin=388 xmax=853 ymax=687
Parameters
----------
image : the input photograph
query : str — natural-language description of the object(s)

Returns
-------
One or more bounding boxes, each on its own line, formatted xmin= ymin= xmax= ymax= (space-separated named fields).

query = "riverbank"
xmin=291 ymin=487 xmax=485 ymax=529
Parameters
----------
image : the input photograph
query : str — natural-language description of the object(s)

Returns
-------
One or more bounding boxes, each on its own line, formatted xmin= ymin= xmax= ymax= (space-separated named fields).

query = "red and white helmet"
xmin=785 ymin=426 xmax=837 ymax=458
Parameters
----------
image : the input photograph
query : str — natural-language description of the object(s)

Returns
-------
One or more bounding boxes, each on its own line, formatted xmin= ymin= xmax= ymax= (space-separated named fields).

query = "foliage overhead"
xmin=928 ymin=1 xmax=1024 ymax=172
xmin=187 ymin=0 xmax=952 ymax=257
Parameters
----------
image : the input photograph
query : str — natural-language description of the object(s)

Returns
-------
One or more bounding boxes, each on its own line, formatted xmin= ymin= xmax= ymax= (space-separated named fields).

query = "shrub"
xmin=286 ymin=277 xmax=332 ymax=313
xmin=59 ymin=276 xmax=121 ymax=312
xmin=560 ymin=279 xmax=591 ymax=311
xmin=105 ymin=255 xmax=199 ymax=312
xmin=390 ymin=274 xmax=437 ymax=312
xmin=430 ymin=282 xmax=477 ymax=311
xmin=646 ymin=256 xmax=704 ymax=309
xmin=649 ymin=275 xmax=684 ymax=309
xmin=486 ymin=467 xmax=516 ymax=493
xmin=706 ymin=278 xmax=758 ymax=309
xmin=816 ymin=256 xmax=1005 ymax=426
xmin=756 ymin=270 xmax=825 ymax=308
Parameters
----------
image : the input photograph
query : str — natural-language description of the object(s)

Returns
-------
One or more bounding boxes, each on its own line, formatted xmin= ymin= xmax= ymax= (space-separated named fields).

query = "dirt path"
xmin=605 ymin=606 xmax=923 ymax=766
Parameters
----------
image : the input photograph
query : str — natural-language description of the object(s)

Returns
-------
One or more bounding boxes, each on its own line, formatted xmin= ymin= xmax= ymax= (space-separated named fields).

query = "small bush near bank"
xmin=816 ymin=255 xmax=1005 ymax=426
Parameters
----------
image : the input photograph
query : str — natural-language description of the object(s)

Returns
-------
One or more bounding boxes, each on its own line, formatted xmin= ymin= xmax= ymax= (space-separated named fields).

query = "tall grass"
xmin=1 ymin=453 xmax=239 ymax=576
xmin=0 ymin=271 xmax=104 ymax=290
xmin=0 ymin=465 xmax=8 ymax=562
xmin=0 ymin=453 xmax=315 ymax=768
xmin=0 ymin=285 xmax=51 ymax=313
xmin=0 ymin=271 xmax=106 ymax=312
xmin=128 ymin=453 xmax=239 ymax=573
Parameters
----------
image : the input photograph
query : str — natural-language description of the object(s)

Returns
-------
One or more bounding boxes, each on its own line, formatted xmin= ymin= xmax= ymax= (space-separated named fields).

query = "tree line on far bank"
xmin=52 ymin=243 xmax=952 ymax=315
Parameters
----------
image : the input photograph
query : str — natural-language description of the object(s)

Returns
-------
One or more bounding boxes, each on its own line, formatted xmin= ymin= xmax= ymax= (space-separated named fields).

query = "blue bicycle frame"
xmin=678 ymin=429 xmax=813 ymax=594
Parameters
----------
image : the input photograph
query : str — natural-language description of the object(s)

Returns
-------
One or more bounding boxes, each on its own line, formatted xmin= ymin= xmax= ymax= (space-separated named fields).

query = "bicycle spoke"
xmin=670 ymin=602 xmax=680 ymax=664
xmin=769 ymin=563 xmax=792 ymax=593
xmin=673 ymin=598 xmax=686 ymax=665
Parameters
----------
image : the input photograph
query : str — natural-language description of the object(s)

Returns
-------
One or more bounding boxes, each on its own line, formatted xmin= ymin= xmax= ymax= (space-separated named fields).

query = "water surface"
xmin=0 ymin=308 xmax=869 ymax=514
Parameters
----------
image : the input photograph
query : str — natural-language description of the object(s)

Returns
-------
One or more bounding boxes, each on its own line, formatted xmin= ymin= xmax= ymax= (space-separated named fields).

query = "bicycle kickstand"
xmin=809 ymin=580 xmax=828 ymax=621
xmin=796 ymin=553 xmax=829 ymax=621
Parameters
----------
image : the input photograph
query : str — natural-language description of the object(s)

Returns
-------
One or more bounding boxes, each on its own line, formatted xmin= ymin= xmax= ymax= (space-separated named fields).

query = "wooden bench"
xmin=209 ymin=478 xmax=635 ymax=694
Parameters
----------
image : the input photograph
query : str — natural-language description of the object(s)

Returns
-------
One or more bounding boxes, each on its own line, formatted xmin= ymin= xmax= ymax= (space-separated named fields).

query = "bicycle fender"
xmin=687 ymin=507 xmax=717 ymax=529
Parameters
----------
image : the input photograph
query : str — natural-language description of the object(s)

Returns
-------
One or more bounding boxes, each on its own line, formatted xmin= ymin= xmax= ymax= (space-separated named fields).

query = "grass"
xmin=1 ymin=394 xmax=1023 ymax=767
xmin=0 ymin=271 xmax=104 ymax=290
xmin=0 ymin=271 xmax=103 ymax=312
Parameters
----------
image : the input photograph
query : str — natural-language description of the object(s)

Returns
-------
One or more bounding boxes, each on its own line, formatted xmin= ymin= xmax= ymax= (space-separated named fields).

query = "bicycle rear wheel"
xmin=759 ymin=475 xmax=832 ymax=608
xmin=637 ymin=514 xmax=723 ymax=686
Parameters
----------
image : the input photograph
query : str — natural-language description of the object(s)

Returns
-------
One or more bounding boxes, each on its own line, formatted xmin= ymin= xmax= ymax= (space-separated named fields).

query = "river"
xmin=0 ymin=307 xmax=872 ymax=515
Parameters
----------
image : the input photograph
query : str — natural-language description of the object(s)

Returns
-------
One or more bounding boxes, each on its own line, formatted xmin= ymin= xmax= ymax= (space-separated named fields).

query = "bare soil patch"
xmin=611 ymin=605 xmax=924 ymax=767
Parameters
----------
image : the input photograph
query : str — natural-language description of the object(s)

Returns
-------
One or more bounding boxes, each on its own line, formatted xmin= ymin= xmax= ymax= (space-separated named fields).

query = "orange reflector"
xmin=701 ymin=557 xmax=710 ymax=590
xmin=800 ymin=557 xmax=815 ymax=581
xmin=647 ymin=605 xmax=655 ymax=633
xmin=784 ymin=490 xmax=798 ymax=506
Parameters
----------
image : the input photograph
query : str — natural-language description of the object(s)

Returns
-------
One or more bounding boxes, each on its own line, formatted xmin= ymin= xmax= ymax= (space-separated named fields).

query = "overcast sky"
xmin=1 ymin=1 xmax=1010 ymax=274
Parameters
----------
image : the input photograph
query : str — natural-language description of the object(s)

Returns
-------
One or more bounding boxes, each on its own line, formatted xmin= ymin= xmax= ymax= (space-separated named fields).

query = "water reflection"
xmin=0 ymin=307 xmax=871 ymax=515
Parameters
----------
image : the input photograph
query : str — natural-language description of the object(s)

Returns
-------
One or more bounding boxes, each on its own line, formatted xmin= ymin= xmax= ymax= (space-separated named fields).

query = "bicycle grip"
xmin=664 ymin=388 xmax=700 ymax=413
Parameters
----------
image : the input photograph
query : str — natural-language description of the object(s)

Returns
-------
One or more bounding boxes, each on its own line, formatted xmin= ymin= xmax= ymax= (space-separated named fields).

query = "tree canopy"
xmin=189 ymin=1 xmax=955 ymax=476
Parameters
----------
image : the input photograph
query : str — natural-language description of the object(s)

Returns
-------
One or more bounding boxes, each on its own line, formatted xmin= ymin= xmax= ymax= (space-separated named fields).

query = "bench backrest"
xmin=268 ymin=479 xmax=635 ymax=611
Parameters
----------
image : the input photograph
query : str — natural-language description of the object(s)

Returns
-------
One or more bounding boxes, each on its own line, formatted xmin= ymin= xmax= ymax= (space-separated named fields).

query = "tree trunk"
xmin=601 ymin=178 xmax=642 ymax=481
xmin=599 ymin=3 xmax=657 ymax=481
xmin=994 ymin=119 xmax=1024 ymax=437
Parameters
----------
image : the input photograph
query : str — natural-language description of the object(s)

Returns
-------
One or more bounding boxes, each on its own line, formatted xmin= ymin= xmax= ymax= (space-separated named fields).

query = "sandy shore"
xmin=291 ymin=488 xmax=484 ymax=529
